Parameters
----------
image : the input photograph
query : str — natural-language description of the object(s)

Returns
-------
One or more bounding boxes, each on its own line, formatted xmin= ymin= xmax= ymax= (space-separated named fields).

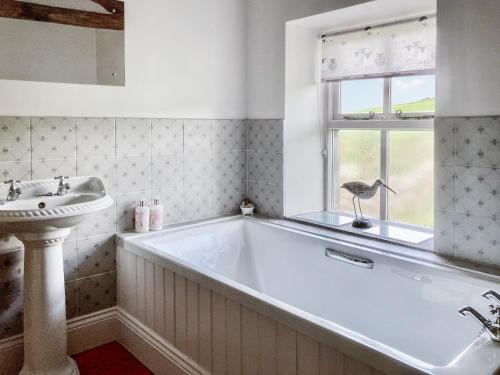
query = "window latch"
xmin=343 ymin=111 xmax=375 ymax=120
xmin=395 ymin=110 xmax=434 ymax=120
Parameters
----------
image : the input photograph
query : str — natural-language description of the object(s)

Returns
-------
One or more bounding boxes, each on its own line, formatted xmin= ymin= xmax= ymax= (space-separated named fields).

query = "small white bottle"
xmin=135 ymin=198 xmax=150 ymax=233
xmin=150 ymin=197 xmax=164 ymax=231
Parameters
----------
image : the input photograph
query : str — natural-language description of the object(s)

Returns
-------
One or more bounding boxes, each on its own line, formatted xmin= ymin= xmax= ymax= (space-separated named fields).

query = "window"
xmin=328 ymin=74 xmax=435 ymax=228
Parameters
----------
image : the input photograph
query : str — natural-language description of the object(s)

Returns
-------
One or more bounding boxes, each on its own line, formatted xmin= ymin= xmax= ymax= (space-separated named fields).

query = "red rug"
xmin=73 ymin=342 xmax=153 ymax=375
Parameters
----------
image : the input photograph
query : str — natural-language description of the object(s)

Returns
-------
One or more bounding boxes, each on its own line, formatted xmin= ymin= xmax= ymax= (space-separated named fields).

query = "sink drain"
xmin=38 ymin=202 xmax=46 ymax=209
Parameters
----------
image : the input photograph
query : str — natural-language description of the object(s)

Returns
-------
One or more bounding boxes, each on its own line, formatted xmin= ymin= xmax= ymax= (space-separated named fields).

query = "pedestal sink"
xmin=0 ymin=177 xmax=113 ymax=375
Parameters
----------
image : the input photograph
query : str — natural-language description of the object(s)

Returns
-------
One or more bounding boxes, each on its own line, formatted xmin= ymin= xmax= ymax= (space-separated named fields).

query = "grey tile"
xmin=77 ymin=235 xmax=116 ymax=278
xmin=247 ymin=151 xmax=282 ymax=186
xmin=454 ymin=213 xmax=500 ymax=266
xmin=455 ymin=166 xmax=500 ymax=217
xmin=152 ymin=119 xmax=184 ymax=156
xmin=213 ymin=180 xmax=246 ymax=216
xmin=0 ymin=250 xmax=23 ymax=298
xmin=434 ymin=210 xmax=455 ymax=257
xmin=212 ymin=120 xmax=246 ymax=151
xmin=248 ymin=181 xmax=283 ymax=217
xmin=455 ymin=117 xmax=500 ymax=168
xmin=31 ymin=117 xmax=75 ymax=160
xmin=151 ymin=188 xmax=184 ymax=225
xmin=76 ymin=118 xmax=115 ymax=159
xmin=116 ymin=118 xmax=151 ymax=158
xmin=184 ymin=120 xmax=212 ymax=154
xmin=0 ymin=161 xmax=31 ymax=182
xmin=184 ymin=152 xmax=213 ymax=187
xmin=0 ymin=293 xmax=23 ymax=340
xmin=31 ymin=159 xmax=76 ymax=180
xmin=0 ymin=116 xmax=31 ymax=162
xmin=116 ymin=156 xmax=151 ymax=194
xmin=151 ymin=154 xmax=183 ymax=190
xmin=435 ymin=165 xmax=455 ymax=212
xmin=246 ymin=119 xmax=283 ymax=152
xmin=434 ymin=117 xmax=455 ymax=167
xmin=184 ymin=186 xmax=212 ymax=221
xmin=77 ymin=156 xmax=116 ymax=195
xmin=77 ymin=272 xmax=117 ymax=316
xmin=76 ymin=200 xmax=116 ymax=239
xmin=116 ymin=192 xmax=151 ymax=232
xmin=212 ymin=152 xmax=237 ymax=183
xmin=63 ymin=240 xmax=77 ymax=281
xmin=236 ymin=151 xmax=247 ymax=180
xmin=65 ymin=281 xmax=78 ymax=320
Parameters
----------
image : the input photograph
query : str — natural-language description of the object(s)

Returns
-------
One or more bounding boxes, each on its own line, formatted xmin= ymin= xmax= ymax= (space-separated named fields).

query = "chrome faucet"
xmin=55 ymin=176 xmax=71 ymax=196
xmin=458 ymin=290 xmax=500 ymax=343
xmin=4 ymin=180 xmax=22 ymax=201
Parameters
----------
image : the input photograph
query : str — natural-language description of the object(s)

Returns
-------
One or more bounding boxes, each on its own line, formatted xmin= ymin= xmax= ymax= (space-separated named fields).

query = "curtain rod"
xmin=321 ymin=13 xmax=436 ymax=40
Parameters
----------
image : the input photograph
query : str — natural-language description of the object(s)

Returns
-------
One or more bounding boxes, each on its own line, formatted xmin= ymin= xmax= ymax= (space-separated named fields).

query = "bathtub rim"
xmin=117 ymin=215 xmax=500 ymax=375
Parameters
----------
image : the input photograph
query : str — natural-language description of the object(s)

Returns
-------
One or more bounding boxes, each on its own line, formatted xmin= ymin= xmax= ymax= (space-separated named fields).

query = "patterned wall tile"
xmin=116 ymin=157 xmax=151 ymax=194
xmin=76 ymin=118 xmax=115 ymax=159
xmin=455 ymin=166 xmax=500 ymax=217
xmin=152 ymin=119 xmax=184 ymax=156
xmin=65 ymin=281 xmax=78 ymax=320
xmin=0 ymin=250 xmax=23 ymax=298
xmin=212 ymin=120 xmax=246 ymax=151
xmin=0 ymin=293 xmax=23 ymax=340
xmin=77 ymin=235 xmax=116 ymax=278
xmin=151 ymin=188 xmax=184 ymax=225
xmin=434 ymin=210 xmax=455 ymax=258
xmin=31 ymin=117 xmax=75 ymax=161
xmin=435 ymin=165 xmax=455 ymax=212
xmin=184 ymin=152 xmax=213 ymax=187
xmin=77 ymin=272 xmax=117 ymax=316
xmin=248 ymin=182 xmax=283 ymax=217
xmin=63 ymin=240 xmax=77 ymax=282
xmin=77 ymin=156 xmax=116 ymax=195
xmin=116 ymin=118 xmax=151 ymax=158
xmin=0 ymin=117 xmax=31 ymax=162
xmin=213 ymin=180 xmax=246 ymax=216
xmin=76 ymin=202 xmax=116 ymax=239
xmin=455 ymin=117 xmax=500 ymax=168
xmin=184 ymin=120 xmax=212 ymax=154
xmin=184 ymin=186 xmax=212 ymax=221
xmin=434 ymin=117 xmax=455 ymax=167
xmin=116 ymin=192 xmax=151 ymax=232
xmin=236 ymin=151 xmax=247 ymax=180
xmin=246 ymin=119 xmax=283 ymax=152
xmin=0 ymin=161 xmax=31 ymax=182
xmin=212 ymin=152 xmax=237 ymax=182
xmin=151 ymin=154 xmax=183 ymax=190
xmin=31 ymin=159 xmax=76 ymax=180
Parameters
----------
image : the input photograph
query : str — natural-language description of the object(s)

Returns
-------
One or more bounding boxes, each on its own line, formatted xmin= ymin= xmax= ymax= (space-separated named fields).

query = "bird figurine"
xmin=341 ymin=179 xmax=397 ymax=228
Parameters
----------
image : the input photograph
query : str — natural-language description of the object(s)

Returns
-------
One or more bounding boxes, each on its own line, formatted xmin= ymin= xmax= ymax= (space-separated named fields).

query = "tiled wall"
xmin=0 ymin=116 xmax=283 ymax=340
xmin=435 ymin=116 xmax=500 ymax=268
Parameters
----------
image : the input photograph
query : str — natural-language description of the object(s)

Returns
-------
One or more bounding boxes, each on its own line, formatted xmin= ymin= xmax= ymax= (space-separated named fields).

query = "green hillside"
xmin=353 ymin=97 xmax=435 ymax=114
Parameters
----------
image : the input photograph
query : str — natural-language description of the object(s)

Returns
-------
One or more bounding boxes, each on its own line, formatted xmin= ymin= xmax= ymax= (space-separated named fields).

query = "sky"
xmin=340 ymin=75 xmax=435 ymax=113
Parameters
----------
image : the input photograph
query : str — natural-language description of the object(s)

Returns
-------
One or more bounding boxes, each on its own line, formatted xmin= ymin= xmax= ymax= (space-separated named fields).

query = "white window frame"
xmin=326 ymin=74 xmax=435 ymax=224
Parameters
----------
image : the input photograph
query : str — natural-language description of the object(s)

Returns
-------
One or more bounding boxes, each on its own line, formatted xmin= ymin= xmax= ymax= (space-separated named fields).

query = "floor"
xmin=73 ymin=342 xmax=153 ymax=375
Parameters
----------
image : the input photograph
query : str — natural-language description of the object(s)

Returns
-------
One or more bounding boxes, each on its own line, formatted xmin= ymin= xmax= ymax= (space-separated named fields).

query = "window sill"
xmin=289 ymin=211 xmax=434 ymax=252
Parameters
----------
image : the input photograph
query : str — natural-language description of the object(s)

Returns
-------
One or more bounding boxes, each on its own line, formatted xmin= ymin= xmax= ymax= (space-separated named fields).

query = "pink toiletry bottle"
xmin=135 ymin=198 xmax=150 ymax=233
xmin=150 ymin=197 xmax=164 ymax=231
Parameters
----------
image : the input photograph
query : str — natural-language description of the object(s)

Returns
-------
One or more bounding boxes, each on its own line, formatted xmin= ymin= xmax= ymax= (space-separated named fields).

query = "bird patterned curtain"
xmin=321 ymin=15 xmax=436 ymax=81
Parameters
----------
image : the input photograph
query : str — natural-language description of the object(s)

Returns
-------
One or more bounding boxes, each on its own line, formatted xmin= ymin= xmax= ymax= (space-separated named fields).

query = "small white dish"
xmin=241 ymin=206 xmax=255 ymax=216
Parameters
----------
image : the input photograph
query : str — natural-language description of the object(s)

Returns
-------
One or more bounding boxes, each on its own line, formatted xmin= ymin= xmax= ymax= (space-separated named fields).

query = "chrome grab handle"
xmin=483 ymin=290 xmax=500 ymax=303
xmin=325 ymin=248 xmax=374 ymax=269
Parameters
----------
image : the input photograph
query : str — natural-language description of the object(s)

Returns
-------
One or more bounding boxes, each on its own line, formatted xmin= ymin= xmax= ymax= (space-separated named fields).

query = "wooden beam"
xmin=89 ymin=0 xmax=124 ymax=15
xmin=0 ymin=0 xmax=124 ymax=30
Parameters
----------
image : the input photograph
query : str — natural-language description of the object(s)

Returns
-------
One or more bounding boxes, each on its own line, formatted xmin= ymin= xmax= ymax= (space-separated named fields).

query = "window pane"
xmin=340 ymin=78 xmax=384 ymax=114
xmin=391 ymin=75 xmax=435 ymax=113
xmin=337 ymin=130 xmax=381 ymax=218
xmin=388 ymin=131 xmax=434 ymax=228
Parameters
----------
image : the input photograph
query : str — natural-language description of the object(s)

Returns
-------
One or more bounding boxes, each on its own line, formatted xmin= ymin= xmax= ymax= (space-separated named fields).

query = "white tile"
xmin=435 ymin=165 xmax=455 ymax=212
xmin=184 ymin=152 xmax=212 ymax=187
xmin=184 ymin=186 xmax=212 ymax=221
xmin=212 ymin=152 xmax=237 ymax=183
xmin=116 ymin=118 xmax=151 ymax=158
xmin=213 ymin=180 xmax=246 ymax=216
xmin=184 ymin=120 xmax=212 ymax=154
xmin=0 ymin=161 xmax=31 ymax=182
xmin=76 ymin=234 xmax=116 ymax=278
xmin=76 ymin=117 xmax=115 ymax=159
xmin=434 ymin=210 xmax=455 ymax=257
xmin=455 ymin=166 xmax=500 ymax=217
xmin=77 ymin=156 xmax=116 ymax=195
xmin=76 ymin=199 xmax=116 ymax=239
xmin=116 ymin=156 xmax=151 ymax=194
xmin=246 ymin=119 xmax=283 ymax=152
xmin=455 ymin=117 xmax=500 ymax=168
xmin=31 ymin=159 xmax=76 ymax=180
xmin=212 ymin=120 xmax=246 ymax=151
xmin=31 ymin=117 xmax=75 ymax=160
xmin=151 ymin=188 xmax=184 ymax=225
xmin=0 ymin=117 xmax=31 ymax=162
xmin=434 ymin=117 xmax=455 ymax=167
xmin=152 ymin=119 xmax=183 ymax=156
xmin=151 ymin=154 xmax=183 ymax=190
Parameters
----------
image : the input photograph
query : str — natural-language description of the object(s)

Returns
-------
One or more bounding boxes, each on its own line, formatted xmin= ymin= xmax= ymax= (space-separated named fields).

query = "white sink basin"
xmin=0 ymin=176 xmax=113 ymax=233
xmin=0 ymin=177 xmax=113 ymax=375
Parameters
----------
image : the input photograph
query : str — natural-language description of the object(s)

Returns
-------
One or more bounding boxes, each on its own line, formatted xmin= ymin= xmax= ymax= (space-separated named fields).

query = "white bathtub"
xmin=121 ymin=216 xmax=500 ymax=374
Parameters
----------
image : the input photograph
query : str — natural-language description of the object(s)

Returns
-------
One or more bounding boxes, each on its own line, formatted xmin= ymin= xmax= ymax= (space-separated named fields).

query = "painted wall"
xmin=245 ymin=0 xmax=368 ymax=119
xmin=436 ymin=0 xmax=500 ymax=117
xmin=0 ymin=0 xmax=246 ymax=119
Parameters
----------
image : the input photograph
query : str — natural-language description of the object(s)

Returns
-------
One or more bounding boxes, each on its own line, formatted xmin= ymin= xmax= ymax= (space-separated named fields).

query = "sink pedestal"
xmin=18 ymin=228 xmax=79 ymax=375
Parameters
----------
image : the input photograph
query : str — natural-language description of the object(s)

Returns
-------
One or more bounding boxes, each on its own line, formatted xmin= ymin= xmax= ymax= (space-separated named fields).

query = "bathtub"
xmin=118 ymin=216 xmax=500 ymax=375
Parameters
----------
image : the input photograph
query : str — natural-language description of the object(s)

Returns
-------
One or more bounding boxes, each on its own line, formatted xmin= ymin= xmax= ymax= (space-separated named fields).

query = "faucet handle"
xmin=54 ymin=176 xmax=69 ymax=181
xmin=4 ymin=179 xmax=21 ymax=185
xmin=483 ymin=290 xmax=500 ymax=303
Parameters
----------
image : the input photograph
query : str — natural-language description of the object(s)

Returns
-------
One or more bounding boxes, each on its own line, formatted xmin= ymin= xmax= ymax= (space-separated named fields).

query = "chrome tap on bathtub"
xmin=458 ymin=290 xmax=500 ymax=343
